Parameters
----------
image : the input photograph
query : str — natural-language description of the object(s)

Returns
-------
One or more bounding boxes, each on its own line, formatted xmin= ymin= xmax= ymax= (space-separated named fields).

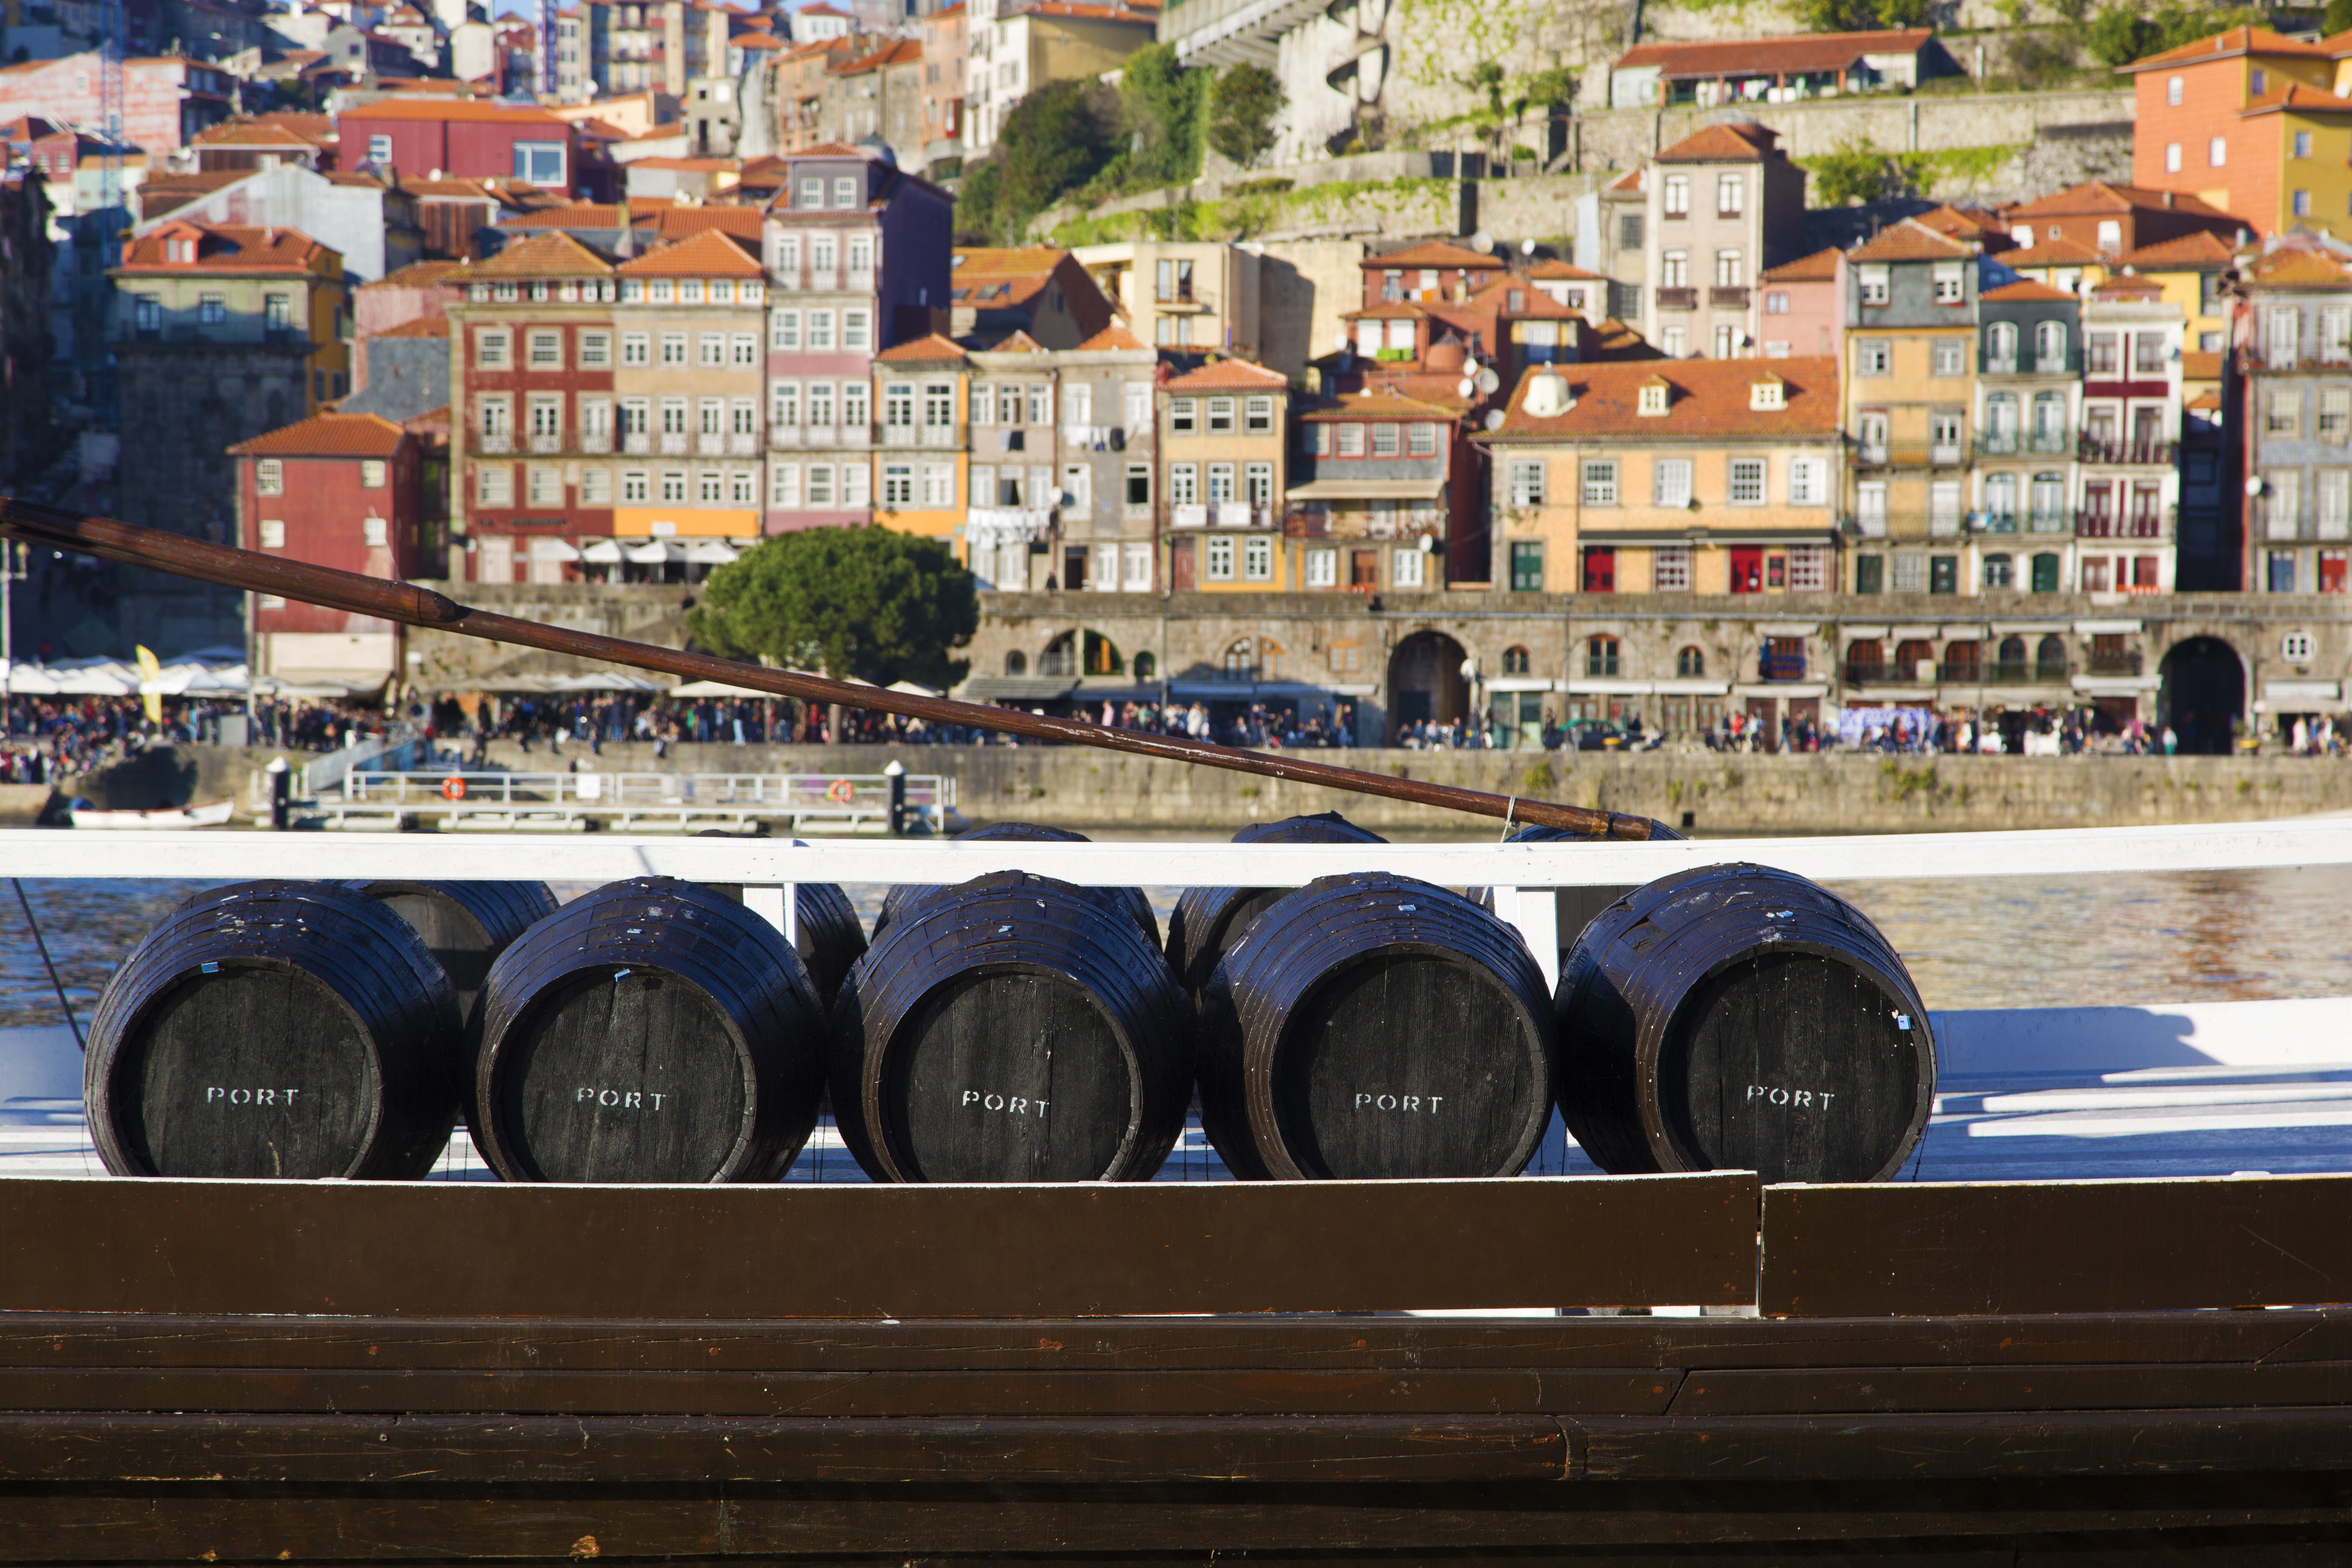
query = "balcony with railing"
xmin=2079 ymin=437 xmax=2176 ymax=466
xmin=1709 ymin=286 xmax=1749 ymax=309
xmin=623 ymin=432 xmax=651 ymax=454
xmin=1842 ymin=661 xmax=1922 ymax=687
xmin=529 ymin=432 xmax=562 ymax=454
xmin=1854 ymin=440 xmax=1966 ymax=468
xmin=1656 ymin=286 xmax=1698 ymax=310
xmin=2078 ymin=510 xmax=2169 ymax=539
xmin=581 ymin=431 xmax=612 ymax=455
xmin=880 ymin=420 xmax=968 ymax=450
xmin=2085 ymin=650 xmax=2144 ymax=676
xmin=1976 ymin=430 xmax=2074 ymax=456
xmin=478 ymin=431 xmax=512 ymax=453
xmin=660 ymin=432 xmax=690 ymax=455
xmin=1755 ymin=649 xmax=1807 ymax=682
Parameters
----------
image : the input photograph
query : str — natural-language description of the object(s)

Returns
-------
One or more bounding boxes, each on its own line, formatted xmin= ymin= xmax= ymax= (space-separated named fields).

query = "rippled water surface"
xmin=6 ymin=847 xmax=2352 ymax=1029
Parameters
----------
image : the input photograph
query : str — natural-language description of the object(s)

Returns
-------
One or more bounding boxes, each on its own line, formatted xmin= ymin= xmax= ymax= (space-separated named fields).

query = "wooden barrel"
xmin=338 ymin=879 xmax=558 ymax=1027
xmin=84 ymin=880 xmax=463 ymax=1180
xmin=700 ymin=878 xmax=868 ymax=1009
xmin=831 ymin=870 xmax=1192 ymax=1183
xmin=1196 ymin=872 xmax=1558 ymax=1181
xmin=470 ymin=876 xmax=828 ymax=1183
xmin=1165 ymin=813 xmax=1386 ymax=1001
xmin=1555 ymin=863 xmax=1935 ymax=1184
xmin=874 ymin=822 xmax=1158 ymax=951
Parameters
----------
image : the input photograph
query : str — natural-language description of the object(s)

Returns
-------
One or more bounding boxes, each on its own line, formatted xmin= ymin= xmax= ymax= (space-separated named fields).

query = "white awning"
xmin=1733 ymin=683 xmax=1830 ymax=699
xmin=580 ymin=540 xmax=626 ymax=564
xmin=528 ymin=538 xmax=581 ymax=562
xmin=627 ymin=540 xmax=684 ymax=564
xmin=686 ymin=540 xmax=740 ymax=565
xmin=1753 ymin=622 xmax=1820 ymax=637
xmin=2071 ymin=675 xmax=2159 ymax=693
xmin=670 ymin=678 xmax=769 ymax=697
xmin=2074 ymin=619 xmax=2144 ymax=635
xmin=1566 ymin=679 xmax=1650 ymax=695
xmin=2267 ymin=679 xmax=2343 ymax=702
xmin=1285 ymin=479 xmax=1446 ymax=501
xmin=1651 ymin=678 xmax=1731 ymax=695
xmin=1485 ymin=677 xmax=1559 ymax=693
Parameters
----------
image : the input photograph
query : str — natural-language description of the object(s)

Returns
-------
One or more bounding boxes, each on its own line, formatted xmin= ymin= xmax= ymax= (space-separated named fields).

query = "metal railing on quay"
xmin=311 ymin=769 xmax=957 ymax=834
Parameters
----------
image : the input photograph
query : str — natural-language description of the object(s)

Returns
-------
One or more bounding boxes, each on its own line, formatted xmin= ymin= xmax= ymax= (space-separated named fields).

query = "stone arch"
xmin=2159 ymin=635 xmax=2246 ymax=755
xmin=1386 ymin=628 xmax=1468 ymax=741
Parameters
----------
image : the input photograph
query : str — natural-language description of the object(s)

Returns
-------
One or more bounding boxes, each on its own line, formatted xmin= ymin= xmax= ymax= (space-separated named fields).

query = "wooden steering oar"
xmin=0 ymin=496 xmax=1673 ymax=839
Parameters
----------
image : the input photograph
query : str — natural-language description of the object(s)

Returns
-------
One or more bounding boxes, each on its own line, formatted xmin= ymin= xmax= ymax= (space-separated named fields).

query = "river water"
xmin=3 ymin=838 xmax=2351 ymax=1030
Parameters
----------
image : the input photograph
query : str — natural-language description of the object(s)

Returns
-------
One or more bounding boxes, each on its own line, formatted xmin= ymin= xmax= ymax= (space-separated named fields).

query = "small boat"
xmin=67 ymin=799 xmax=237 ymax=830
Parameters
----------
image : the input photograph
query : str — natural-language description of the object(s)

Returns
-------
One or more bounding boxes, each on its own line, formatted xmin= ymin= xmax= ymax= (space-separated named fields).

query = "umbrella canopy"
xmin=686 ymin=540 xmax=739 ymax=566
xmin=626 ymin=540 xmax=683 ymax=564
xmin=580 ymin=540 xmax=626 ymax=564
xmin=669 ymin=678 xmax=770 ymax=697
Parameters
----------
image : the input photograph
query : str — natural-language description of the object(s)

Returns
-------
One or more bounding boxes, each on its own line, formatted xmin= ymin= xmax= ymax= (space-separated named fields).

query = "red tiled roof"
xmin=503 ymin=202 xmax=631 ymax=229
xmin=228 ymin=412 xmax=408 ymax=457
xmin=363 ymin=258 xmax=470 ymax=290
xmin=646 ymin=205 xmax=764 ymax=238
xmin=875 ymin=332 xmax=967 ymax=363
xmin=1302 ymin=385 xmax=1461 ymax=421
xmin=2240 ymin=82 xmax=2352 ymax=116
xmin=2005 ymin=180 xmax=2238 ymax=220
xmin=1364 ymin=240 xmax=1506 ymax=271
xmin=1981 ymin=278 xmax=2074 ymax=302
xmin=617 ymin=229 xmax=763 ymax=277
xmin=1848 ymin=218 xmax=1973 ymax=262
xmin=374 ymin=314 xmax=452 ymax=337
xmin=2244 ymin=246 xmax=2352 ymax=286
xmin=1163 ymin=358 xmax=1288 ymax=390
xmin=1341 ymin=301 xmax=1430 ymax=322
xmin=1617 ymin=27 xmax=1932 ymax=79
xmin=833 ymin=37 xmax=921 ymax=71
xmin=193 ymin=120 xmax=323 ymax=148
xmin=470 ymin=230 xmax=616 ymax=278
xmin=1526 ymin=258 xmax=1602 ymax=280
xmin=791 ymin=139 xmax=884 ymax=158
xmin=2118 ymin=25 xmax=2334 ymax=72
xmin=1760 ymin=246 xmax=1840 ymax=283
xmin=2005 ymin=234 xmax=2107 ymax=266
xmin=117 ymin=223 xmax=332 ymax=273
xmin=2118 ymin=231 xmax=2238 ymax=268
xmin=1654 ymin=120 xmax=1781 ymax=163
xmin=2089 ymin=275 xmax=2162 ymax=298
xmin=983 ymin=329 xmax=1046 ymax=352
xmin=1075 ymin=324 xmax=1149 ymax=351
xmin=1488 ymin=356 xmax=1838 ymax=440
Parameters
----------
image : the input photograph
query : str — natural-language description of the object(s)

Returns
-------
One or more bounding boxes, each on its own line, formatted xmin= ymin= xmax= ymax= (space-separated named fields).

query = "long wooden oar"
xmin=0 ymin=497 xmax=1671 ymax=839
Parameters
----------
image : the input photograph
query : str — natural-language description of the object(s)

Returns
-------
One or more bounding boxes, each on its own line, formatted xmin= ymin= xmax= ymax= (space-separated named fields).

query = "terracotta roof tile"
xmin=1618 ymin=27 xmax=1932 ymax=78
xmin=1760 ymin=246 xmax=1840 ymax=283
xmin=2006 ymin=234 xmax=2107 ymax=266
xmin=2118 ymin=231 xmax=2239 ymax=269
xmin=2005 ymin=180 xmax=2238 ymax=220
xmin=2245 ymin=247 xmax=2352 ymax=286
xmin=336 ymin=98 xmax=569 ymax=125
xmin=875 ymin=332 xmax=967 ymax=363
xmin=1848 ymin=218 xmax=1973 ymax=262
xmin=647 ymin=205 xmax=764 ymax=238
xmin=1163 ymin=358 xmax=1288 ymax=390
xmin=617 ymin=228 xmax=763 ymax=277
xmin=1488 ymin=355 xmax=1838 ymax=440
xmin=1075 ymin=324 xmax=1149 ymax=351
xmin=471 ymin=229 xmax=617 ymax=278
xmin=117 ymin=223 xmax=332 ymax=273
xmin=363 ymin=258 xmax=471 ymax=290
xmin=374 ymin=314 xmax=452 ymax=337
xmin=2118 ymin=25 xmax=2334 ymax=72
xmin=228 ymin=412 xmax=408 ymax=457
xmin=1981 ymin=278 xmax=2074 ymax=302
xmin=1653 ymin=120 xmax=1780 ymax=163
xmin=1303 ymin=385 xmax=1461 ymax=420
xmin=1526 ymin=258 xmax=1603 ymax=279
xmin=2240 ymin=82 xmax=2352 ymax=116
xmin=1364 ymin=240 xmax=1506 ymax=271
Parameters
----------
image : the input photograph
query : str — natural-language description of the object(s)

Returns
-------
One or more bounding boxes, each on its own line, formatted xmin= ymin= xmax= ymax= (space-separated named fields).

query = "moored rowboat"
xmin=67 ymin=799 xmax=234 ymax=830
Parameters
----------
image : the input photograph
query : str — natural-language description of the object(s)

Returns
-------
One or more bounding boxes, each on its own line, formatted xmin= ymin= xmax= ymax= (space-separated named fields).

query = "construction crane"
xmin=539 ymin=0 xmax=559 ymax=99
xmin=97 ymin=0 xmax=123 ymax=218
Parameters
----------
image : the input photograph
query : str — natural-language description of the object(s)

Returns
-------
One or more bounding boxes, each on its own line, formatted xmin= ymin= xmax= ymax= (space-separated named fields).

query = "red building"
xmin=337 ymin=99 xmax=593 ymax=195
xmin=227 ymin=413 xmax=428 ymax=694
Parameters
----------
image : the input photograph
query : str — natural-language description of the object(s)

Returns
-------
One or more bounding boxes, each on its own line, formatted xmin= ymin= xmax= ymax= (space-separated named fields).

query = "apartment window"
xmin=808 ymin=383 xmax=835 ymax=428
xmin=2297 ymin=130 xmax=2314 ymax=160
xmin=1306 ymin=548 xmax=1337 ymax=588
xmin=811 ymin=236 xmax=837 ymax=274
xmin=1408 ymin=422 xmax=1437 ymax=456
xmin=2254 ymin=68 xmax=2268 ymax=93
xmin=771 ymin=383 xmax=799 ymax=428
xmin=2270 ymin=388 xmax=2301 ymax=437
xmin=1933 ymin=338 xmax=1965 ymax=376
xmin=1581 ymin=459 xmax=1618 ymax=505
xmin=923 ymin=465 xmax=955 ymax=507
xmin=511 ymin=141 xmax=565 ymax=184
xmin=1508 ymin=460 xmax=1545 ymax=507
xmin=134 ymin=295 xmax=160 ymax=330
xmin=2133 ymin=332 xmax=2167 ymax=376
xmin=1663 ymin=174 xmax=1689 ymax=217
xmin=1654 ymin=457 xmax=1693 ymax=507
xmin=1371 ymin=423 xmax=1400 ymax=457
xmin=1245 ymin=462 xmax=1273 ymax=504
xmin=479 ymin=397 xmax=512 ymax=439
xmin=1891 ymin=552 xmax=1927 ymax=592
xmin=660 ymin=398 xmax=688 ymax=437
xmin=1728 ymin=458 xmax=1766 ymax=505
xmin=807 ymin=311 xmax=834 ymax=351
xmin=255 ymin=459 xmax=284 ymax=496
xmin=768 ymin=463 xmax=798 ymax=507
xmin=842 ymin=383 xmax=869 ymax=432
xmin=1857 ymin=339 xmax=1889 ymax=376
xmin=692 ymin=332 xmax=722 ymax=369
xmin=1716 ymin=173 xmax=1744 ymax=217
xmin=806 ymin=465 xmax=834 ymax=506
xmin=798 ymin=176 xmax=823 ymax=208
xmin=1393 ymin=546 xmax=1425 ymax=588
xmin=2324 ymin=388 xmax=2351 ymax=443
xmin=1619 ymin=213 xmax=1644 ymax=251
xmin=2209 ymin=136 xmax=2226 ymax=167
xmin=580 ymin=468 xmax=611 ymax=505
xmin=1169 ymin=463 xmax=1197 ymax=504
xmin=1243 ymin=537 xmax=1273 ymax=580
xmin=366 ymin=133 xmax=392 ymax=163
xmin=884 ymin=383 xmax=914 ymax=429
xmin=1859 ymin=266 xmax=1889 ymax=305
xmin=1336 ymin=423 xmax=1364 ymax=456
xmin=529 ymin=466 xmax=564 ymax=505
xmin=621 ymin=332 xmax=649 ymax=365
xmin=770 ymin=310 xmax=800 ymax=351
xmin=528 ymin=330 xmax=563 ymax=369
xmin=1243 ymin=396 xmax=1274 ymax=433
xmin=882 ymin=464 xmax=913 ymax=507
xmin=1206 ymin=462 xmax=1235 ymax=503
xmin=1201 ymin=396 xmax=1236 ymax=433
xmin=1125 ymin=463 xmax=1150 ymax=506
xmin=257 ymin=518 xmax=286 ymax=549
xmin=1788 ymin=544 xmax=1826 ymax=592
xmin=844 ymin=310 xmax=872 ymax=350
xmin=832 ymin=176 xmax=857 ymax=207
xmin=259 ymin=292 xmax=291 ymax=331
xmin=1855 ymin=555 xmax=1883 ymax=593
xmin=847 ymin=236 xmax=873 ymax=272
xmin=477 ymin=465 xmax=513 ymax=506
xmin=2167 ymin=75 xmax=2182 ymax=106
xmin=623 ymin=469 xmax=650 ymax=503
xmin=1931 ymin=263 xmax=1964 ymax=304
xmin=2087 ymin=332 xmax=2118 ymax=375
xmin=1653 ymin=546 xmax=1691 ymax=591
xmin=2296 ymin=190 xmax=2313 ymax=218
xmin=576 ymin=330 xmax=611 ymax=368
xmin=658 ymin=470 xmax=687 ymax=503
xmin=1509 ymin=541 xmax=1544 ymax=592
xmin=1714 ymin=248 xmax=1743 ymax=287
xmin=1585 ymin=635 xmax=1621 ymax=674
xmin=477 ymin=328 xmax=511 ymax=367
xmin=1661 ymin=251 xmax=1688 ymax=288
xmin=1788 ymin=456 xmax=1825 ymax=506
xmin=1205 ymin=535 xmax=1235 ymax=580
xmin=2166 ymin=142 xmax=2182 ymax=173
xmin=1857 ymin=480 xmax=1887 ymax=534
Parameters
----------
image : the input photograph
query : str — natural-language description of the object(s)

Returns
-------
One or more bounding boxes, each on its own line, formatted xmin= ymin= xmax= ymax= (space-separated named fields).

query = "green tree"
xmin=2333 ymin=0 xmax=2352 ymax=36
xmin=1206 ymin=62 xmax=1286 ymax=167
xmin=689 ymin=527 xmax=978 ymax=691
xmin=952 ymin=158 xmax=1006 ymax=245
xmin=1809 ymin=138 xmax=1897 ymax=206
xmin=998 ymin=79 xmax=1116 ymax=229
xmin=1121 ymin=42 xmax=1206 ymax=186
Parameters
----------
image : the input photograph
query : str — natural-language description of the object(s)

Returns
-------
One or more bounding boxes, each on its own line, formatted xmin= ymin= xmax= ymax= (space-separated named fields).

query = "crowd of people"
xmin=0 ymin=694 xmax=260 ymax=780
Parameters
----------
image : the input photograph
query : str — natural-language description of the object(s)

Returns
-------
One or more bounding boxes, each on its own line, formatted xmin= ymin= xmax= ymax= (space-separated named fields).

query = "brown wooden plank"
xmin=1761 ymin=1176 xmax=2352 ymax=1317
xmin=1669 ymin=1363 xmax=2352 ymax=1418
xmin=0 ymin=1174 xmax=1758 ymax=1317
xmin=1578 ymin=1409 xmax=2352 ymax=1481
xmin=0 ymin=1367 xmax=1681 ymax=1417
xmin=0 ymin=1309 xmax=2329 ymax=1374
xmin=3 ymin=1486 xmax=2348 ymax=1559
xmin=0 ymin=1413 xmax=1570 ymax=1484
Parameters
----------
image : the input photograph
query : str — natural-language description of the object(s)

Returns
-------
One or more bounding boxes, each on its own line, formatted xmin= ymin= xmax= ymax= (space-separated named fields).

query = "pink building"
xmin=1755 ymin=246 xmax=1842 ymax=363
xmin=0 ymin=53 xmax=233 ymax=157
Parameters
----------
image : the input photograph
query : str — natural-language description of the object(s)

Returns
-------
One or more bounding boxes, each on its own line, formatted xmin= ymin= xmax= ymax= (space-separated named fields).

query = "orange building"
xmin=2122 ymin=27 xmax=2350 ymax=238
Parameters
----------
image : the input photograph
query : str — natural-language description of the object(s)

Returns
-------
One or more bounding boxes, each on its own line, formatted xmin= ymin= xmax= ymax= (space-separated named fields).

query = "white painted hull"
xmin=68 ymin=800 xmax=236 ymax=831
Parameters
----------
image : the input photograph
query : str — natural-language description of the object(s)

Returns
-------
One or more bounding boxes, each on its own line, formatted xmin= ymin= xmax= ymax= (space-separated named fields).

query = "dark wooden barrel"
xmin=1165 ymin=813 xmax=1386 ymax=1001
xmin=338 ymin=879 xmax=557 ymax=1027
xmin=1555 ymin=863 xmax=1936 ymax=1184
xmin=874 ymin=822 xmax=1158 ymax=951
xmin=470 ymin=876 xmax=828 ymax=1183
xmin=1195 ymin=872 xmax=1558 ymax=1181
xmin=699 ymin=878 xmax=868 ymax=1009
xmin=83 ymin=880 xmax=463 ymax=1180
xmin=831 ymin=870 xmax=1192 ymax=1183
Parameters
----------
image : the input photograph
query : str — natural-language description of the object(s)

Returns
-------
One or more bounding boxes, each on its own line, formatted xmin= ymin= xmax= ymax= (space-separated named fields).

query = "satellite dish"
xmin=1457 ymin=377 xmax=1477 ymax=399
xmin=1483 ymin=409 xmax=1505 ymax=432
xmin=2246 ymin=476 xmax=2267 ymax=498
xmin=1521 ymin=237 xmax=1537 ymax=255
xmin=1477 ymin=366 xmax=1501 ymax=394
xmin=1471 ymin=231 xmax=1494 ymax=254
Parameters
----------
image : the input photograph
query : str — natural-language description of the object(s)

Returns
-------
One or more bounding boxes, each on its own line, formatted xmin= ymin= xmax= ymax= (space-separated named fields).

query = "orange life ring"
xmin=441 ymin=776 xmax=468 ymax=801
xmin=825 ymin=778 xmax=855 ymax=804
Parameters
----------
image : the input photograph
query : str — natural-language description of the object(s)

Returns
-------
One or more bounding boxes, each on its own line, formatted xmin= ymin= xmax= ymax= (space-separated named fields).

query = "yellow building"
xmin=610 ymin=230 xmax=769 ymax=544
xmin=1477 ymin=357 xmax=1842 ymax=598
xmin=1158 ymin=359 xmax=1292 ymax=593
xmin=871 ymin=333 xmax=969 ymax=546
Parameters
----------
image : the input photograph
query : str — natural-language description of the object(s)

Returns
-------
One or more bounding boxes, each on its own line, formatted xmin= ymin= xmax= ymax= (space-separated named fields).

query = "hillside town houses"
xmin=17 ymin=11 xmax=2352 ymax=752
